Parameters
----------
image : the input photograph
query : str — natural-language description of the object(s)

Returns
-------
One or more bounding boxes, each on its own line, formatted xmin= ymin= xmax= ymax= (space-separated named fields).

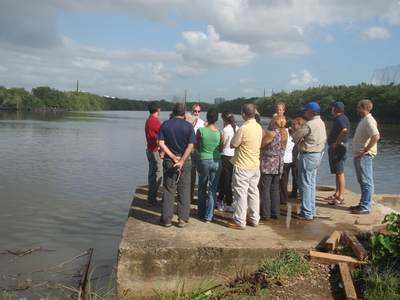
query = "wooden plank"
xmin=325 ymin=231 xmax=343 ymax=251
xmin=339 ymin=262 xmax=357 ymax=300
xmin=309 ymin=250 xmax=361 ymax=268
xmin=343 ymin=231 xmax=368 ymax=261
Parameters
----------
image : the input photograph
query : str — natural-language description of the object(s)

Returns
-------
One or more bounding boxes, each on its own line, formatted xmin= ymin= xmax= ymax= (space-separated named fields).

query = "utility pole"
xmin=77 ymin=80 xmax=79 ymax=92
xmin=185 ymin=90 xmax=187 ymax=103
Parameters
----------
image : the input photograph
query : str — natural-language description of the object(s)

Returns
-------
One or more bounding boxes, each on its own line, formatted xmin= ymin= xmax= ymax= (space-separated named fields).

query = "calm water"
xmin=0 ymin=110 xmax=399 ymax=297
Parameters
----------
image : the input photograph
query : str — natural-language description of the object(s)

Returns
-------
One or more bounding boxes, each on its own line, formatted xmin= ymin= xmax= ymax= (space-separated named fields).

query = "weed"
xmin=2 ymin=291 xmax=19 ymax=300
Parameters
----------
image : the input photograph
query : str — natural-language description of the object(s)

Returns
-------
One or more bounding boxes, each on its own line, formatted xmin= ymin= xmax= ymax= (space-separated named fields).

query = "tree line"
xmin=1 ymin=83 xmax=400 ymax=122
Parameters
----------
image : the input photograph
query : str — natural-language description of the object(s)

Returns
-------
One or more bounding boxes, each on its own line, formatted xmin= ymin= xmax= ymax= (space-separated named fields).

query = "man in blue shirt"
xmin=157 ymin=102 xmax=196 ymax=228
xmin=326 ymin=102 xmax=350 ymax=205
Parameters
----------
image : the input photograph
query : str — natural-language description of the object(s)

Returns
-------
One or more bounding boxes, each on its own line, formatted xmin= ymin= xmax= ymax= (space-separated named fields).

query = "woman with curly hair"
xmin=259 ymin=115 xmax=287 ymax=221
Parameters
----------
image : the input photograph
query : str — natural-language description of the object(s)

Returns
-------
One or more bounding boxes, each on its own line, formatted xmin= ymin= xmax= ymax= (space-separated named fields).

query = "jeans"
xmin=197 ymin=159 xmax=222 ymax=221
xmin=298 ymin=152 xmax=324 ymax=219
xmin=190 ymin=149 xmax=199 ymax=201
xmin=353 ymin=155 xmax=374 ymax=211
xmin=146 ymin=149 xmax=163 ymax=204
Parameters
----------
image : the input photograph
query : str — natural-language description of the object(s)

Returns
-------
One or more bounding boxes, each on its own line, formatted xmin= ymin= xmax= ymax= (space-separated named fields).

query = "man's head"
xmin=148 ymin=101 xmax=160 ymax=115
xmin=356 ymin=99 xmax=373 ymax=117
xmin=331 ymin=101 xmax=344 ymax=116
xmin=275 ymin=102 xmax=285 ymax=116
xmin=301 ymin=101 xmax=320 ymax=119
xmin=241 ymin=103 xmax=256 ymax=120
xmin=191 ymin=104 xmax=201 ymax=117
xmin=173 ymin=102 xmax=186 ymax=117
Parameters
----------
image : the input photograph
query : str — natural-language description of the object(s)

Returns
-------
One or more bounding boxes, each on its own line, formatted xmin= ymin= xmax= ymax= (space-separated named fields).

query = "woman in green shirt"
xmin=196 ymin=108 xmax=224 ymax=223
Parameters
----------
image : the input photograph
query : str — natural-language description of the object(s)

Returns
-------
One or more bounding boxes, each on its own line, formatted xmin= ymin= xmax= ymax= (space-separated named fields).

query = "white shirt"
xmin=193 ymin=117 xmax=205 ymax=133
xmin=221 ymin=124 xmax=239 ymax=156
xmin=283 ymin=129 xmax=295 ymax=163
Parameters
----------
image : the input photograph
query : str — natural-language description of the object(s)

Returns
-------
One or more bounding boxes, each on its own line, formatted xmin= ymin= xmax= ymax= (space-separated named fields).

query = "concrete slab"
xmin=117 ymin=185 xmax=400 ymax=299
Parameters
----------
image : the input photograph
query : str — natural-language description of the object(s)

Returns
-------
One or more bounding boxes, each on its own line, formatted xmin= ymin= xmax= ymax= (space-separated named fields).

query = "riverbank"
xmin=117 ymin=185 xmax=399 ymax=299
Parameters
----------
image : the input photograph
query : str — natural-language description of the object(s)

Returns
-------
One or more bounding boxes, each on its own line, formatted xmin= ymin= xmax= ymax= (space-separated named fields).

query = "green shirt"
xmin=198 ymin=127 xmax=222 ymax=160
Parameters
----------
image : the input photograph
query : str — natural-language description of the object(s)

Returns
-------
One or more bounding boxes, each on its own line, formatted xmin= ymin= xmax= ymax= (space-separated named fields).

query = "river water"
xmin=0 ymin=110 xmax=399 ymax=298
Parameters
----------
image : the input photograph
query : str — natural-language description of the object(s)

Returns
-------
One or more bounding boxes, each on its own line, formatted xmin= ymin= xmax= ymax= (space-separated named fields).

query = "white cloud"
xmin=286 ymin=70 xmax=319 ymax=89
xmin=176 ymin=25 xmax=256 ymax=67
xmin=242 ymin=88 xmax=255 ymax=94
xmin=361 ymin=26 xmax=391 ymax=40
xmin=326 ymin=35 xmax=335 ymax=43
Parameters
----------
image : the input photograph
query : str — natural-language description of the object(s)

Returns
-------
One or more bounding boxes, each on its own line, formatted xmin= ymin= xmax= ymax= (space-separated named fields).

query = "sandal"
xmin=328 ymin=198 xmax=345 ymax=205
xmin=325 ymin=195 xmax=338 ymax=200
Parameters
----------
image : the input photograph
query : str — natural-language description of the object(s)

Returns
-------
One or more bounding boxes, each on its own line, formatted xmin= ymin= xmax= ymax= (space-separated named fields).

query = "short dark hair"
xmin=148 ymin=101 xmax=160 ymax=114
xmin=206 ymin=108 xmax=219 ymax=124
xmin=173 ymin=102 xmax=186 ymax=117
xmin=241 ymin=103 xmax=255 ymax=118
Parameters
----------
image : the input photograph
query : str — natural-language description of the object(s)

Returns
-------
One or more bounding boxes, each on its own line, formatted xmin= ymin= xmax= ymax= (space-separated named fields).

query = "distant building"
xmin=214 ymin=97 xmax=225 ymax=105
xmin=172 ymin=96 xmax=185 ymax=103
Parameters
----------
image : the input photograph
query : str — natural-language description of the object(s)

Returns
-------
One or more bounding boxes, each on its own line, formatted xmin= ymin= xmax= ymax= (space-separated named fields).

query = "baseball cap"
xmin=331 ymin=101 xmax=345 ymax=110
xmin=301 ymin=101 xmax=320 ymax=112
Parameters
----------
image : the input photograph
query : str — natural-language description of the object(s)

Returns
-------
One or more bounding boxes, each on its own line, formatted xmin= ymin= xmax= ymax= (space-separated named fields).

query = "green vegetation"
xmin=1 ymin=83 xmax=400 ymax=120
xmin=352 ymin=213 xmax=400 ymax=299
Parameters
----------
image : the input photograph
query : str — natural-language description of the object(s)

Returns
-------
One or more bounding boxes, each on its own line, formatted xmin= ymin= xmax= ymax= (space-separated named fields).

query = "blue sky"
xmin=0 ymin=0 xmax=399 ymax=103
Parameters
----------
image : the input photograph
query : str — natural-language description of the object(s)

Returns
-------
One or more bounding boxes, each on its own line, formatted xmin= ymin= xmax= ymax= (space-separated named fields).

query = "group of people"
xmin=144 ymin=98 xmax=380 ymax=229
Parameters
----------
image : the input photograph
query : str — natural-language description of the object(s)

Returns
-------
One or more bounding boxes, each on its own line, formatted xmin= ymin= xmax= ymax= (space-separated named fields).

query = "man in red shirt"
xmin=145 ymin=102 xmax=163 ymax=206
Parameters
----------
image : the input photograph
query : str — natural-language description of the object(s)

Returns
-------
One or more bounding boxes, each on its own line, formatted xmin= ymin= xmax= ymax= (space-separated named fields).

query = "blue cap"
xmin=301 ymin=101 xmax=320 ymax=112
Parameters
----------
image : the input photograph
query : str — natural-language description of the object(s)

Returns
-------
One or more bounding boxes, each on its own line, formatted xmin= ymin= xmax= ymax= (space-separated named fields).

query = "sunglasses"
xmin=192 ymin=110 xmax=201 ymax=113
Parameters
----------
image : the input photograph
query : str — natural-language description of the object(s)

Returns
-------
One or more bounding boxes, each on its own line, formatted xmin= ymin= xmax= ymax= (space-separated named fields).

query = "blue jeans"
xmin=298 ymin=152 xmax=324 ymax=219
xmin=197 ymin=159 xmax=222 ymax=221
xmin=353 ymin=155 xmax=374 ymax=211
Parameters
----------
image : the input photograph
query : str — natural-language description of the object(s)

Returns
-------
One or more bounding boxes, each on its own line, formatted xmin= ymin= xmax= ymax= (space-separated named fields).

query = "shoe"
xmin=349 ymin=204 xmax=361 ymax=210
xmin=328 ymin=198 xmax=345 ymax=205
xmin=280 ymin=202 xmax=287 ymax=205
xmin=217 ymin=204 xmax=225 ymax=211
xmin=226 ymin=221 xmax=246 ymax=230
xmin=158 ymin=218 xmax=171 ymax=227
xmin=289 ymin=194 xmax=297 ymax=198
xmin=294 ymin=213 xmax=313 ymax=221
xmin=325 ymin=195 xmax=338 ymax=201
xmin=246 ymin=218 xmax=259 ymax=227
xmin=215 ymin=200 xmax=223 ymax=209
xmin=270 ymin=215 xmax=280 ymax=220
xmin=351 ymin=208 xmax=370 ymax=215
xmin=205 ymin=220 xmax=211 ymax=224
xmin=224 ymin=204 xmax=234 ymax=213
xmin=260 ymin=217 xmax=270 ymax=221
xmin=177 ymin=219 xmax=189 ymax=228
xmin=147 ymin=200 xmax=162 ymax=207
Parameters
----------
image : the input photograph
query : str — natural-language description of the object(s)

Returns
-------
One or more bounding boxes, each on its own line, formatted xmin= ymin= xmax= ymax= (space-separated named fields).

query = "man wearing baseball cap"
xmin=325 ymin=102 xmax=350 ymax=205
xmin=292 ymin=101 xmax=327 ymax=220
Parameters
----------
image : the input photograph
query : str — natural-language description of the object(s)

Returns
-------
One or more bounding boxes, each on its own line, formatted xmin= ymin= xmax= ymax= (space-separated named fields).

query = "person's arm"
xmin=261 ymin=130 xmax=274 ymax=149
xmin=158 ymin=140 xmax=176 ymax=162
xmin=175 ymin=143 xmax=194 ymax=168
xmin=218 ymin=131 xmax=224 ymax=153
xmin=360 ymin=134 xmax=380 ymax=160
xmin=292 ymin=125 xmax=309 ymax=142
xmin=331 ymin=128 xmax=348 ymax=149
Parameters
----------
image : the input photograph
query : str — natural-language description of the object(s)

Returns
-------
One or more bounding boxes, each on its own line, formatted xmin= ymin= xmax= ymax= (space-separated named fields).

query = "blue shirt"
xmin=157 ymin=118 xmax=196 ymax=155
xmin=327 ymin=114 xmax=350 ymax=145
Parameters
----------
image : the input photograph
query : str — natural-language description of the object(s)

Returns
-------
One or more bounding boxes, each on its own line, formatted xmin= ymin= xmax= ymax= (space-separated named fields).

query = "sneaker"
xmin=351 ymin=208 xmax=370 ymax=215
xmin=205 ymin=220 xmax=211 ymax=224
xmin=157 ymin=218 xmax=171 ymax=227
xmin=349 ymin=204 xmax=361 ymax=210
xmin=224 ymin=204 xmax=234 ymax=213
xmin=217 ymin=204 xmax=225 ymax=211
xmin=215 ymin=200 xmax=223 ymax=209
xmin=177 ymin=219 xmax=188 ymax=228
xmin=246 ymin=218 xmax=259 ymax=227
xmin=226 ymin=221 xmax=246 ymax=230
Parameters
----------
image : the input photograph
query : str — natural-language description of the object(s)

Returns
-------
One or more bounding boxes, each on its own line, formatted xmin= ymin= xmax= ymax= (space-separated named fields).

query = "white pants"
xmin=232 ymin=167 xmax=260 ymax=226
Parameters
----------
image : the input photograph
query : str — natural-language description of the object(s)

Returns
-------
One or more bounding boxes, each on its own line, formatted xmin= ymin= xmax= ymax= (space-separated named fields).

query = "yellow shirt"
xmin=230 ymin=119 xmax=262 ymax=170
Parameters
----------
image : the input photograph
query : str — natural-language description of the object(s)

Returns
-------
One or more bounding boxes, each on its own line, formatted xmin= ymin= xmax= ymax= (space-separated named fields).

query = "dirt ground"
xmin=268 ymin=262 xmax=346 ymax=300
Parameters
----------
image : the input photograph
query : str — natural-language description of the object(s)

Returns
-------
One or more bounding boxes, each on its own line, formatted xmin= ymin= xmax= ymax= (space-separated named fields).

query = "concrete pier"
xmin=117 ymin=185 xmax=399 ymax=299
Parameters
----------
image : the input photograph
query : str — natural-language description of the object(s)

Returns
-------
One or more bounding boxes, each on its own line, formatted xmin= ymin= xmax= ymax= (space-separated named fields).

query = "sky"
xmin=0 ymin=0 xmax=399 ymax=103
